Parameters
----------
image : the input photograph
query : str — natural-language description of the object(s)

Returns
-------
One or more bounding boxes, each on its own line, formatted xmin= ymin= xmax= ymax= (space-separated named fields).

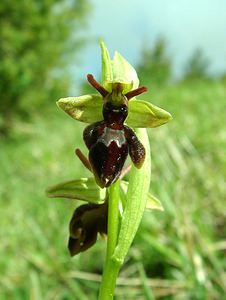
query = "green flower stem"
xmin=106 ymin=181 xmax=120 ymax=259
xmin=98 ymin=181 xmax=121 ymax=300
xmin=98 ymin=128 xmax=151 ymax=299
xmin=98 ymin=255 xmax=122 ymax=300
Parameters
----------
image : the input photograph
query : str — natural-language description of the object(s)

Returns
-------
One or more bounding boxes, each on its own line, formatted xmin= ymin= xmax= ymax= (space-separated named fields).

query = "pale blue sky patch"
xmin=72 ymin=0 xmax=226 ymax=90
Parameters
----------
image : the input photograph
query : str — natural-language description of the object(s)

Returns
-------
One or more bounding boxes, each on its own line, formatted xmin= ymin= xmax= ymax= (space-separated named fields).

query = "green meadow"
xmin=0 ymin=80 xmax=226 ymax=299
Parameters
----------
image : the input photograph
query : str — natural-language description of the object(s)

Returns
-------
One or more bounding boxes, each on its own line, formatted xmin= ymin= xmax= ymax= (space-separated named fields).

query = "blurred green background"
xmin=0 ymin=1 xmax=226 ymax=299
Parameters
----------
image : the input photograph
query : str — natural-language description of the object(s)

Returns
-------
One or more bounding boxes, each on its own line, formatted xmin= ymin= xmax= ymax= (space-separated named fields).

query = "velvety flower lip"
xmin=68 ymin=202 xmax=108 ymax=256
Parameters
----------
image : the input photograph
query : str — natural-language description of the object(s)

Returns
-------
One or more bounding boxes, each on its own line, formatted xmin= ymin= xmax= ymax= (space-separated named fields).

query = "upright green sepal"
xmin=100 ymin=39 xmax=113 ymax=89
xmin=112 ymin=51 xmax=139 ymax=92
xmin=101 ymin=41 xmax=139 ymax=93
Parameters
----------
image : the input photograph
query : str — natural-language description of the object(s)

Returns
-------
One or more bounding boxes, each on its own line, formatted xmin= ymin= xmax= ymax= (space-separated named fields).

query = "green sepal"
xmin=111 ymin=51 xmax=139 ymax=92
xmin=120 ymin=180 xmax=163 ymax=211
xmin=57 ymin=95 xmax=172 ymax=128
xmin=46 ymin=177 xmax=106 ymax=204
xmin=100 ymin=40 xmax=113 ymax=88
xmin=127 ymin=99 xmax=173 ymax=128
xmin=100 ymin=40 xmax=139 ymax=93
xmin=57 ymin=94 xmax=103 ymax=123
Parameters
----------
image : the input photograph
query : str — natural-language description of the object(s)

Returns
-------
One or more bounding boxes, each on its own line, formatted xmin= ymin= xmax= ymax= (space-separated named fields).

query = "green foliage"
xmin=183 ymin=49 xmax=210 ymax=81
xmin=136 ymin=38 xmax=172 ymax=86
xmin=0 ymin=0 xmax=89 ymax=135
xmin=0 ymin=80 xmax=225 ymax=299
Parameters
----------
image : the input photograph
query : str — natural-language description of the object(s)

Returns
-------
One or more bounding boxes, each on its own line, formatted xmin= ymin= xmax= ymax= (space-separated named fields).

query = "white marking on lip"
xmin=98 ymin=127 xmax=126 ymax=148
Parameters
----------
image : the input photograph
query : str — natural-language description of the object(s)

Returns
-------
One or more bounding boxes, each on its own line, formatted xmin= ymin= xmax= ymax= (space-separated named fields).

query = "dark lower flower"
xmin=68 ymin=202 xmax=108 ymax=256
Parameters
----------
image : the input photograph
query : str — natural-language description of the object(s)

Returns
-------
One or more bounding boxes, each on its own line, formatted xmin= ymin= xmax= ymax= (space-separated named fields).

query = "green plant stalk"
xmin=106 ymin=181 xmax=120 ymax=259
xmin=98 ymin=181 xmax=122 ymax=300
xmin=98 ymin=255 xmax=122 ymax=300
xmin=98 ymin=128 xmax=151 ymax=299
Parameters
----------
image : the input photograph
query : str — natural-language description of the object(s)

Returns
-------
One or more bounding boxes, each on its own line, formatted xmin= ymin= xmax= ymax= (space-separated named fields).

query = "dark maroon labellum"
xmin=68 ymin=202 xmax=108 ymax=256
xmin=83 ymin=74 xmax=147 ymax=188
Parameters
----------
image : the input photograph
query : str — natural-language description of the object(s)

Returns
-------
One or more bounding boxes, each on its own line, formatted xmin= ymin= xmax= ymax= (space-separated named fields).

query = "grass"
xmin=0 ymin=80 xmax=225 ymax=299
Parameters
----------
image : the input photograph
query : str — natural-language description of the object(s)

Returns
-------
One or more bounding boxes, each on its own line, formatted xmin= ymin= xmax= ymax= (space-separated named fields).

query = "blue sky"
xmin=73 ymin=0 xmax=226 ymax=86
